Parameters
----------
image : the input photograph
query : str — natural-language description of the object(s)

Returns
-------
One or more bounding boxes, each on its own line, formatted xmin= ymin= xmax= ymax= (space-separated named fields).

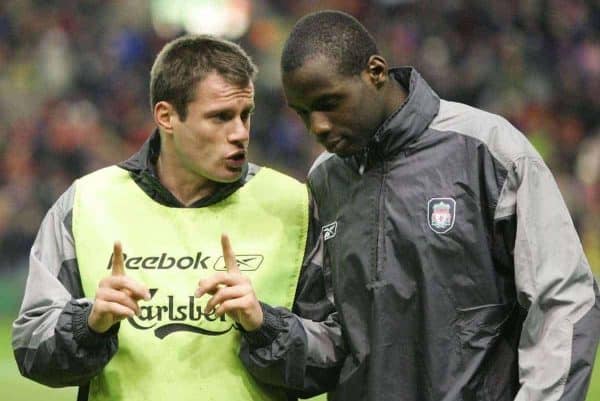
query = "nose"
xmin=228 ymin=117 xmax=250 ymax=145
xmin=309 ymin=112 xmax=331 ymax=138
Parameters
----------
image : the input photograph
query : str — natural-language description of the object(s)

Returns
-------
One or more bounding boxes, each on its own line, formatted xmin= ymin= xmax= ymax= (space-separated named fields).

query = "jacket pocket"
xmin=456 ymin=303 xmax=513 ymax=348
xmin=455 ymin=302 xmax=516 ymax=401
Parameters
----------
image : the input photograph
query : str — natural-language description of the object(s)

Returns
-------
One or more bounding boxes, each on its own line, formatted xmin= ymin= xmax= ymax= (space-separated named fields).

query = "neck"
xmin=384 ymin=74 xmax=408 ymax=118
xmin=156 ymin=142 xmax=218 ymax=207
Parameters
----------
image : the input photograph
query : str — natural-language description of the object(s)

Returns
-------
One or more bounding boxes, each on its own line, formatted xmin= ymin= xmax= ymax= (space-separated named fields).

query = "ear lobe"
xmin=366 ymin=55 xmax=388 ymax=88
xmin=154 ymin=101 xmax=176 ymax=134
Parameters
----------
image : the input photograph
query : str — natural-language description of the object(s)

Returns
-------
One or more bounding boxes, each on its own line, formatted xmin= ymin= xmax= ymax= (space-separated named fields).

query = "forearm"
xmin=240 ymin=193 xmax=345 ymax=397
xmin=13 ymin=300 xmax=119 ymax=387
xmin=240 ymin=303 xmax=344 ymax=397
xmin=12 ymin=184 xmax=119 ymax=387
xmin=500 ymin=157 xmax=600 ymax=401
xmin=516 ymin=282 xmax=600 ymax=401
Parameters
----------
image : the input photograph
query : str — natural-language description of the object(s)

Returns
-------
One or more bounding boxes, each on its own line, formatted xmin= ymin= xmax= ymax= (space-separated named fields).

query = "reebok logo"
xmin=322 ymin=221 xmax=338 ymax=241
xmin=106 ymin=252 xmax=210 ymax=270
xmin=106 ymin=251 xmax=264 ymax=271
xmin=213 ymin=255 xmax=263 ymax=271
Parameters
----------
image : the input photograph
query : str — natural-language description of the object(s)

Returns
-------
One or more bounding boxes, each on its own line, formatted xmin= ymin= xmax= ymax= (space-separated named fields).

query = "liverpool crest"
xmin=428 ymin=198 xmax=456 ymax=234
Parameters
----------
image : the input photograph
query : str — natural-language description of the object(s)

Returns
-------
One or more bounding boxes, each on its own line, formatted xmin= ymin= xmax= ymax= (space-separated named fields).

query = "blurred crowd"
xmin=0 ymin=0 xmax=598 ymax=274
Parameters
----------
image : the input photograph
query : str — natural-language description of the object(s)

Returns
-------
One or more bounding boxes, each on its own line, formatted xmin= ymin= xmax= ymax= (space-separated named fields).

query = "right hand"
xmin=195 ymin=234 xmax=264 ymax=331
xmin=87 ymin=241 xmax=151 ymax=334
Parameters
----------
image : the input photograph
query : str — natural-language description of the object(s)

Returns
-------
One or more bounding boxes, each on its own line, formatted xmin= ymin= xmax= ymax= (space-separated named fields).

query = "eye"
xmin=213 ymin=112 xmax=233 ymax=122
xmin=241 ymin=109 xmax=254 ymax=123
xmin=315 ymin=98 xmax=339 ymax=112
xmin=293 ymin=108 xmax=309 ymax=120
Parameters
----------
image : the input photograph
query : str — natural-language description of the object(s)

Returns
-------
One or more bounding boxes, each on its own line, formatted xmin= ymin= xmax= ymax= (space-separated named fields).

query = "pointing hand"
xmin=87 ymin=241 xmax=151 ymax=334
xmin=195 ymin=234 xmax=263 ymax=331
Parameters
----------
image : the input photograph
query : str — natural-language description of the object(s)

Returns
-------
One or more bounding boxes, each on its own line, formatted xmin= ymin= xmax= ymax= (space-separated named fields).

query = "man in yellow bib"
xmin=12 ymin=35 xmax=340 ymax=401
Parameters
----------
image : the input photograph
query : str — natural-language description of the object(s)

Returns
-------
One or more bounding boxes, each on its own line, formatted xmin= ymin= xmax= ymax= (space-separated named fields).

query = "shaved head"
xmin=281 ymin=10 xmax=379 ymax=76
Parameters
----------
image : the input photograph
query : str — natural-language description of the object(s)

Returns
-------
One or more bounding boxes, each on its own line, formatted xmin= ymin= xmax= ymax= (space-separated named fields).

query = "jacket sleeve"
xmin=11 ymin=183 xmax=119 ymax=387
xmin=496 ymin=156 xmax=600 ymax=401
xmin=240 ymin=195 xmax=346 ymax=398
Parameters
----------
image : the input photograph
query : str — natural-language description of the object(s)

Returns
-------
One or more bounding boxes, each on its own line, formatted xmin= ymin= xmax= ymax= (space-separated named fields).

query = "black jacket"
xmin=242 ymin=68 xmax=600 ymax=401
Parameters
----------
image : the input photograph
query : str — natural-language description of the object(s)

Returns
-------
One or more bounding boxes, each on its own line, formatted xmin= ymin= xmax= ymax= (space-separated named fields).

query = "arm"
xmin=239 ymin=196 xmax=346 ymax=398
xmin=11 ymin=184 xmax=119 ymax=387
xmin=497 ymin=156 xmax=600 ymax=401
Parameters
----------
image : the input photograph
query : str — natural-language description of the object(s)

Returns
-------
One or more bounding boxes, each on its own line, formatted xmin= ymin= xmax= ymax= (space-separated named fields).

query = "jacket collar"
xmin=119 ymin=129 xmax=160 ymax=174
xmin=354 ymin=67 xmax=440 ymax=168
xmin=118 ymin=129 xmax=250 ymax=208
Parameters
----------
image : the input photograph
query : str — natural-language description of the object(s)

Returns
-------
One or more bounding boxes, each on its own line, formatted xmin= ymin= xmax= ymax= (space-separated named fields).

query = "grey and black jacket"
xmin=241 ymin=68 xmax=600 ymax=401
xmin=11 ymin=132 xmax=340 ymax=400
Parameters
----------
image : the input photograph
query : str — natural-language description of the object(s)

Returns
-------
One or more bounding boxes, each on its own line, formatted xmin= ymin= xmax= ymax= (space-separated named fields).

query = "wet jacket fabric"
xmin=12 ymin=132 xmax=336 ymax=401
xmin=242 ymin=68 xmax=600 ymax=401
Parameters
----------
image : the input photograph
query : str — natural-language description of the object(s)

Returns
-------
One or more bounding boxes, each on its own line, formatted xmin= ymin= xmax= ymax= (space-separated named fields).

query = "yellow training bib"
xmin=73 ymin=166 xmax=308 ymax=401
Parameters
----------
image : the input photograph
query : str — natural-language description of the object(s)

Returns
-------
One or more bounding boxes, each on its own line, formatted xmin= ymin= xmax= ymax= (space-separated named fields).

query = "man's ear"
xmin=364 ymin=55 xmax=388 ymax=89
xmin=154 ymin=101 xmax=177 ymax=135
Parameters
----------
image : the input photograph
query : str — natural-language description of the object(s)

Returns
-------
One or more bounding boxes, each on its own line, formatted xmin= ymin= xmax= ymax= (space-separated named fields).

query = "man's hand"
xmin=87 ymin=241 xmax=151 ymax=334
xmin=195 ymin=234 xmax=264 ymax=331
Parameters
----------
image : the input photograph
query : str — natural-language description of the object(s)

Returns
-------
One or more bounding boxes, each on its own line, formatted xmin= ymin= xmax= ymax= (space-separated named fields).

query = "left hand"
xmin=195 ymin=234 xmax=264 ymax=331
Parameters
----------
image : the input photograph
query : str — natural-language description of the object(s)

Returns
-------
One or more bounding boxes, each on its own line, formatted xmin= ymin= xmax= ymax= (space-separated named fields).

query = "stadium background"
xmin=0 ymin=0 xmax=598 ymax=400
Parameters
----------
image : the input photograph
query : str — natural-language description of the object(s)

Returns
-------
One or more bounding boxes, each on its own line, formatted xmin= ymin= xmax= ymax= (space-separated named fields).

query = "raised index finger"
xmin=221 ymin=233 xmax=239 ymax=274
xmin=111 ymin=241 xmax=125 ymax=277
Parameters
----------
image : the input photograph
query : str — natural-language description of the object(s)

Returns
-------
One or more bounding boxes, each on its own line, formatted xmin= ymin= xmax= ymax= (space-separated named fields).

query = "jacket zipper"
xmin=358 ymin=147 xmax=368 ymax=175
xmin=372 ymin=160 xmax=387 ymax=283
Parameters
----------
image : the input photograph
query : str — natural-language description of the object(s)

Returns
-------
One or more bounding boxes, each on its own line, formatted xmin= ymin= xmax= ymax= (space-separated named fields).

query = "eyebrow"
xmin=313 ymin=93 xmax=342 ymax=105
xmin=204 ymin=102 xmax=255 ymax=115
xmin=288 ymin=93 xmax=341 ymax=112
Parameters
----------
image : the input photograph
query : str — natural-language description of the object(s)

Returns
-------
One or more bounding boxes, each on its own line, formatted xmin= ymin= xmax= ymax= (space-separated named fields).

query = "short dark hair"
xmin=281 ymin=10 xmax=378 ymax=76
xmin=150 ymin=35 xmax=257 ymax=120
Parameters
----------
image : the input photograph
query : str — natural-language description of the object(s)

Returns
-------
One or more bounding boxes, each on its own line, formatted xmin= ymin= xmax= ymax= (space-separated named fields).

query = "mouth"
xmin=323 ymin=138 xmax=345 ymax=154
xmin=225 ymin=150 xmax=247 ymax=169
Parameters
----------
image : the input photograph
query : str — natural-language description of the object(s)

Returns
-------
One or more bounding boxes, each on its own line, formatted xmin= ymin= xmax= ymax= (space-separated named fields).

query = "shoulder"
xmin=76 ymin=165 xmax=126 ymax=185
xmin=430 ymin=100 xmax=542 ymax=169
xmin=74 ymin=166 xmax=129 ymax=197
xmin=308 ymin=152 xmax=337 ymax=177
xmin=252 ymin=164 xmax=305 ymax=188
xmin=246 ymin=163 xmax=304 ymax=187
xmin=248 ymin=165 xmax=308 ymax=207
xmin=53 ymin=182 xmax=77 ymax=219
xmin=306 ymin=152 xmax=343 ymax=191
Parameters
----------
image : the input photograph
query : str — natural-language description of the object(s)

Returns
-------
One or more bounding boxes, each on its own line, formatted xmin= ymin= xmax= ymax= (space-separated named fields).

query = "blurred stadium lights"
xmin=150 ymin=0 xmax=252 ymax=39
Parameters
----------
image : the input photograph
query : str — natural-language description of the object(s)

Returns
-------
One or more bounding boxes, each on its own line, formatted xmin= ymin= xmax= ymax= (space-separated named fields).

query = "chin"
xmin=334 ymin=149 xmax=355 ymax=158
xmin=335 ymin=145 xmax=362 ymax=158
xmin=218 ymin=170 xmax=244 ymax=183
